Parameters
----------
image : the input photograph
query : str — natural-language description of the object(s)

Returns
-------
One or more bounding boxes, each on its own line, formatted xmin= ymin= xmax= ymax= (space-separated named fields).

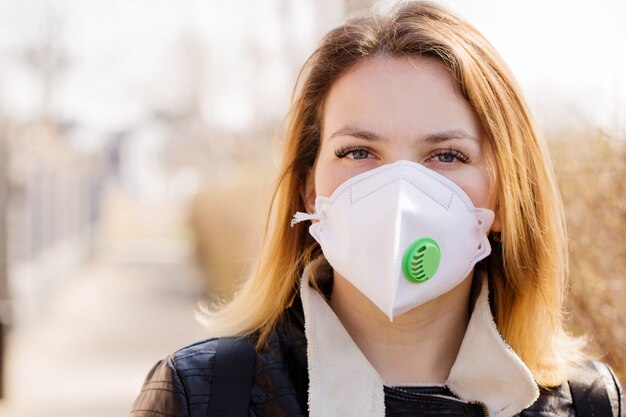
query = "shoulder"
xmin=130 ymin=313 xmax=307 ymax=417
xmin=568 ymin=360 xmax=624 ymax=417
xmin=171 ymin=337 xmax=221 ymax=377
xmin=130 ymin=338 xmax=221 ymax=417
xmin=522 ymin=360 xmax=624 ymax=417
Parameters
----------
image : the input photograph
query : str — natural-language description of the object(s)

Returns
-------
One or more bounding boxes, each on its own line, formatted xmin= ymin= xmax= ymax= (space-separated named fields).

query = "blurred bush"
xmin=189 ymin=164 xmax=274 ymax=302
xmin=549 ymin=130 xmax=626 ymax=380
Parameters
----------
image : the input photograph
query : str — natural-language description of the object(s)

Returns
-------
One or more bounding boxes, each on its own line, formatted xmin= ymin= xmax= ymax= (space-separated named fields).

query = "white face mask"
xmin=292 ymin=160 xmax=495 ymax=319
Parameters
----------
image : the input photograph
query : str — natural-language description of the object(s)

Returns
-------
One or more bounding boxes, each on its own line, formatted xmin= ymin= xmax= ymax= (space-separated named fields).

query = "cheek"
xmin=312 ymin=140 xmax=363 ymax=198
xmin=445 ymin=167 xmax=496 ymax=211
xmin=314 ymin=160 xmax=350 ymax=198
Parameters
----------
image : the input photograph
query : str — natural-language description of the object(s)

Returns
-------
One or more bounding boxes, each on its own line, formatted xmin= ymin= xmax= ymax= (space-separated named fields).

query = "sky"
xmin=438 ymin=0 xmax=626 ymax=133
xmin=0 ymin=0 xmax=624 ymax=146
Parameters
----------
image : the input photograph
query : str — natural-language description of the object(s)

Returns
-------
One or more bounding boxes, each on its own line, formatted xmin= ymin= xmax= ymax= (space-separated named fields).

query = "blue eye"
xmin=430 ymin=149 xmax=470 ymax=164
xmin=350 ymin=149 xmax=371 ymax=159
xmin=437 ymin=152 xmax=456 ymax=163
xmin=335 ymin=146 xmax=373 ymax=160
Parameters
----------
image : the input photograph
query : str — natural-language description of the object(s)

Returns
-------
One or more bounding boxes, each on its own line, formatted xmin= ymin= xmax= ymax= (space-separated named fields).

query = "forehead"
xmin=321 ymin=55 xmax=484 ymax=142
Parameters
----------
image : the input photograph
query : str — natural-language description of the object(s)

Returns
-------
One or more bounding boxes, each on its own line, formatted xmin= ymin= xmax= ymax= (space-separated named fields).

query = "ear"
xmin=490 ymin=210 xmax=501 ymax=233
xmin=490 ymin=202 xmax=501 ymax=238
xmin=301 ymin=167 xmax=316 ymax=214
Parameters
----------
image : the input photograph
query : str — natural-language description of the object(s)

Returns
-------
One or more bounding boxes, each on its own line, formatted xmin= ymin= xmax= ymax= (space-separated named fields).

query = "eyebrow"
xmin=421 ymin=129 xmax=480 ymax=144
xmin=328 ymin=126 xmax=389 ymax=143
xmin=328 ymin=126 xmax=479 ymax=143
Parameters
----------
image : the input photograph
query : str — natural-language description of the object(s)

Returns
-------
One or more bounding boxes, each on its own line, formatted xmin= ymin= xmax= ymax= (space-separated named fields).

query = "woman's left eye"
xmin=428 ymin=149 xmax=470 ymax=164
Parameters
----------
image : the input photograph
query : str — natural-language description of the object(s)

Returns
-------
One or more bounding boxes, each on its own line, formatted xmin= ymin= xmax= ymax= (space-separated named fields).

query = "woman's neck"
xmin=329 ymin=272 xmax=473 ymax=385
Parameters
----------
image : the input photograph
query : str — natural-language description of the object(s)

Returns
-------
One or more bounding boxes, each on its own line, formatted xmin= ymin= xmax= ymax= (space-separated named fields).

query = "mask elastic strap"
xmin=291 ymin=211 xmax=321 ymax=227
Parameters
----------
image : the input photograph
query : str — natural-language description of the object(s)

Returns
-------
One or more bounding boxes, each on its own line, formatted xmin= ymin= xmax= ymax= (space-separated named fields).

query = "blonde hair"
xmin=202 ymin=1 xmax=583 ymax=387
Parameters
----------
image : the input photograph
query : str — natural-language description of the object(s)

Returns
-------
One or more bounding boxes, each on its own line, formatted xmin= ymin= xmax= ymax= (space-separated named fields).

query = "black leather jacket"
xmin=130 ymin=297 xmax=624 ymax=417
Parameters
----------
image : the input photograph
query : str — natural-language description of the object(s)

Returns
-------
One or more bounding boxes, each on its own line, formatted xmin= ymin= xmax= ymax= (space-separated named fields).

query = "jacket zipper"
xmin=469 ymin=400 xmax=490 ymax=416
xmin=387 ymin=387 xmax=491 ymax=416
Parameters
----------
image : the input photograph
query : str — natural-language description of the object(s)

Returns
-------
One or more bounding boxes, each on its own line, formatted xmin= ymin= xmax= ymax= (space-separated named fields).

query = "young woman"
xmin=131 ymin=2 xmax=623 ymax=416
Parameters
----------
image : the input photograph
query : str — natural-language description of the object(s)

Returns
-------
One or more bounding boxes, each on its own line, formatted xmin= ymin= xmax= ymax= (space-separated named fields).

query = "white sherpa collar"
xmin=300 ymin=259 xmax=539 ymax=417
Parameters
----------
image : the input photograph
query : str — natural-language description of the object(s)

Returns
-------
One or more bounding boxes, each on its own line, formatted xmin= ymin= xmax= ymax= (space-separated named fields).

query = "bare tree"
xmin=21 ymin=5 xmax=69 ymax=122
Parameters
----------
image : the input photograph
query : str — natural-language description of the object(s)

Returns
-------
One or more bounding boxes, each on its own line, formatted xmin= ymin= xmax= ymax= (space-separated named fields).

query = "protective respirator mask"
xmin=292 ymin=160 xmax=494 ymax=319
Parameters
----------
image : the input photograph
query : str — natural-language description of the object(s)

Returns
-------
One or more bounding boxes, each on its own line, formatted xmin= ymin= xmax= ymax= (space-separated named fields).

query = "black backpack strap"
xmin=569 ymin=360 xmax=622 ymax=416
xmin=606 ymin=364 xmax=625 ymax=417
xmin=207 ymin=336 xmax=256 ymax=417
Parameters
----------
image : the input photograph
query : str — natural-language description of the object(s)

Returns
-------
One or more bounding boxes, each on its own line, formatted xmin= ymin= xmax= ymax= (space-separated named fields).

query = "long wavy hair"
xmin=201 ymin=1 xmax=583 ymax=387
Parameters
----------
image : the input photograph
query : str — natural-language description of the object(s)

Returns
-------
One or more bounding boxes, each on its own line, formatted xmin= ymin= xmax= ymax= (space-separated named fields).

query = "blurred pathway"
xmin=0 ymin=237 xmax=210 ymax=417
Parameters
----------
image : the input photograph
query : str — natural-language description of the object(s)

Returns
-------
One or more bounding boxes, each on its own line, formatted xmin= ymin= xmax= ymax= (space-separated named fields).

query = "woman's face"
xmin=307 ymin=55 xmax=499 ymax=230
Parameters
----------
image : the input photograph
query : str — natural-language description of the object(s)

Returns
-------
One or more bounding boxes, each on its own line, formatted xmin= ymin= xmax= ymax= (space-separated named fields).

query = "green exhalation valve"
xmin=402 ymin=237 xmax=441 ymax=283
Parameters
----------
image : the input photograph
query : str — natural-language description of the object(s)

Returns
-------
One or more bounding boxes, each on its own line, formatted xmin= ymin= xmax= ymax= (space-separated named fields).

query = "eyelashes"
xmin=334 ymin=145 xmax=374 ymax=160
xmin=431 ymin=147 xmax=471 ymax=164
xmin=334 ymin=144 xmax=471 ymax=164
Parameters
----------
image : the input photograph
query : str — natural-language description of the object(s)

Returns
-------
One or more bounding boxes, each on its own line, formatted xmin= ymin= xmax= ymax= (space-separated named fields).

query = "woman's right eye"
xmin=334 ymin=146 xmax=373 ymax=160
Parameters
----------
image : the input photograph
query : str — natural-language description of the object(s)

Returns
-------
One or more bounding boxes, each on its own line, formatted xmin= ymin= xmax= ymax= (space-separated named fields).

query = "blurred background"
xmin=0 ymin=0 xmax=623 ymax=415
